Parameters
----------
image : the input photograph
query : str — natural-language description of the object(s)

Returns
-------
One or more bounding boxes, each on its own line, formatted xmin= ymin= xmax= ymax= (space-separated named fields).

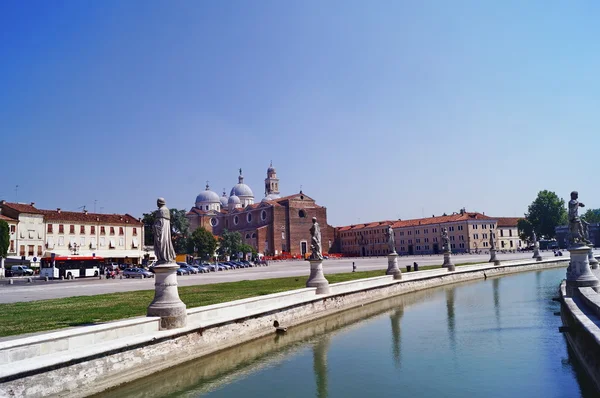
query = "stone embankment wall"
xmin=0 ymin=258 xmax=567 ymax=398
xmin=559 ymin=280 xmax=600 ymax=391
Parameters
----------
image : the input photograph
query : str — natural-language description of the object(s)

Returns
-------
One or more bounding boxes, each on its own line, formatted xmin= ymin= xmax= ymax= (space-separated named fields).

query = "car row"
xmin=173 ymin=260 xmax=265 ymax=275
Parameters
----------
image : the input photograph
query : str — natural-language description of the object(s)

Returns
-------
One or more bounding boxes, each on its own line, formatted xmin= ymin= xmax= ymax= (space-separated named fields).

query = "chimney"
xmin=57 ymin=208 xmax=61 ymax=213
xmin=30 ymin=202 xmax=35 ymax=207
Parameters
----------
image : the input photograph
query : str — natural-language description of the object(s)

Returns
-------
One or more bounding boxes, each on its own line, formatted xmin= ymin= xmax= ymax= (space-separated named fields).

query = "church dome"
xmin=264 ymin=193 xmax=280 ymax=201
xmin=196 ymin=184 xmax=220 ymax=205
xmin=220 ymin=190 xmax=228 ymax=207
xmin=228 ymin=195 xmax=241 ymax=205
xmin=230 ymin=169 xmax=254 ymax=198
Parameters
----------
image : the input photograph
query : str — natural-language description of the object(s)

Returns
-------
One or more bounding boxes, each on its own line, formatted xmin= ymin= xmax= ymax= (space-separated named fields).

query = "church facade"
xmin=186 ymin=164 xmax=334 ymax=257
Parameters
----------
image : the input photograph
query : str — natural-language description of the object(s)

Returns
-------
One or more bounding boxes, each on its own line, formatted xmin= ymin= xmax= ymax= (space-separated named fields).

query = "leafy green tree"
xmin=188 ymin=227 xmax=217 ymax=261
xmin=239 ymin=243 xmax=257 ymax=259
xmin=583 ymin=208 xmax=600 ymax=224
xmin=517 ymin=218 xmax=534 ymax=243
xmin=217 ymin=230 xmax=242 ymax=258
xmin=520 ymin=190 xmax=567 ymax=240
xmin=142 ymin=208 xmax=190 ymax=253
xmin=0 ymin=220 xmax=9 ymax=277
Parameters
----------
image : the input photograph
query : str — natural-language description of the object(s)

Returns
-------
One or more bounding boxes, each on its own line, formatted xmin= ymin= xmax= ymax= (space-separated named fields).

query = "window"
xmin=424 ymin=238 xmax=429 ymax=243
xmin=448 ymin=226 xmax=455 ymax=232
xmin=501 ymin=241 xmax=505 ymax=248
xmin=473 ymin=224 xmax=478 ymax=230
xmin=483 ymin=233 xmax=488 ymax=239
xmin=47 ymin=224 xmax=53 ymax=233
xmin=416 ymin=238 xmax=421 ymax=243
xmin=458 ymin=225 xmax=463 ymax=231
xmin=400 ymin=231 xmax=404 ymax=236
xmin=119 ymin=238 xmax=124 ymax=247
xmin=433 ymin=228 xmax=437 ymax=233
xmin=91 ymin=226 xmax=96 ymax=234
xmin=459 ymin=243 xmax=465 ymax=249
xmin=28 ymin=245 xmax=34 ymax=256
xmin=119 ymin=227 xmax=124 ymax=235
xmin=424 ymin=229 xmax=429 ymax=234
xmin=110 ymin=227 xmax=115 ymax=235
xmin=450 ymin=236 xmax=455 ymax=241
xmin=59 ymin=224 xmax=64 ymax=233
xmin=483 ymin=242 xmax=488 ymax=247
xmin=101 ymin=226 xmax=106 ymax=234
xmin=252 ymin=233 xmax=256 ymax=238
xmin=247 ymin=213 xmax=252 ymax=223
xmin=132 ymin=227 xmax=137 ymax=236
xmin=416 ymin=230 xmax=420 ymax=235
xmin=20 ymin=245 xmax=25 ymax=256
xmin=109 ymin=239 xmax=116 ymax=248
xmin=510 ymin=240 xmax=514 ymax=248
xmin=80 ymin=225 xmax=85 ymax=234
xmin=433 ymin=237 xmax=438 ymax=242
xmin=459 ymin=235 xmax=464 ymax=241
xmin=69 ymin=225 xmax=75 ymax=234
xmin=400 ymin=240 xmax=405 ymax=244
xmin=131 ymin=238 xmax=138 ymax=248
xmin=408 ymin=231 xmax=412 ymax=235
xmin=500 ymin=230 xmax=504 ymax=237
xmin=58 ymin=236 xmax=64 ymax=246
xmin=245 ymin=233 xmax=251 ymax=239
xmin=234 ymin=216 xmax=239 ymax=225
xmin=509 ymin=230 xmax=512 ymax=237
xmin=100 ymin=237 xmax=105 ymax=247
xmin=408 ymin=239 xmax=412 ymax=244
xmin=451 ymin=243 xmax=456 ymax=249
xmin=10 ymin=240 xmax=14 ymax=252
xmin=474 ymin=234 xmax=479 ymax=239
xmin=210 ymin=218 xmax=218 ymax=227
xmin=299 ymin=210 xmax=306 ymax=218
xmin=416 ymin=245 xmax=421 ymax=251
xmin=483 ymin=224 xmax=487 ymax=229
xmin=261 ymin=210 xmax=267 ymax=221
xmin=80 ymin=237 xmax=85 ymax=246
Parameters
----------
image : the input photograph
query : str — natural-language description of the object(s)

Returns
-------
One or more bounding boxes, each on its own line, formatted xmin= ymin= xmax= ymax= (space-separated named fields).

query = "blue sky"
xmin=1 ymin=1 xmax=599 ymax=226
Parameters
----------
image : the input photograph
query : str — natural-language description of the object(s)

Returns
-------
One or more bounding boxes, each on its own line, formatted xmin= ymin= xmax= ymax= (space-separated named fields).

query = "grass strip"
xmin=0 ymin=261 xmax=481 ymax=337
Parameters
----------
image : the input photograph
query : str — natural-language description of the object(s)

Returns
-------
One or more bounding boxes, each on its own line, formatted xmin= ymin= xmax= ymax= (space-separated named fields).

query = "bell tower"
xmin=265 ymin=161 xmax=280 ymax=196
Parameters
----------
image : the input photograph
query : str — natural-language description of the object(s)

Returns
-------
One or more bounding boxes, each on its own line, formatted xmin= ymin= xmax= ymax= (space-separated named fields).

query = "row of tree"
xmin=518 ymin=190 xmax=600 ymax=242
xmin=142 ymin=209 xmax=256 ymax=261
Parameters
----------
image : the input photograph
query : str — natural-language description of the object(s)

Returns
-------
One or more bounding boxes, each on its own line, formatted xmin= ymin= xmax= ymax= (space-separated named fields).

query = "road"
xmin=0 ymin=251 xmax=575 ymax=304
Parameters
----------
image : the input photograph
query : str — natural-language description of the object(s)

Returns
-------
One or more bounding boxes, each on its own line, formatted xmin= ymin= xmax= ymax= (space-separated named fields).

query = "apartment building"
xmin=494 ymin=217 xmax=524 ymax=250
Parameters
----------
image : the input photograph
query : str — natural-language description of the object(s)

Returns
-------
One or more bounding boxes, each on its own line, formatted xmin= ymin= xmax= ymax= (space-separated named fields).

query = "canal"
xmin=97 ymin=267 xmax=598 ymax=398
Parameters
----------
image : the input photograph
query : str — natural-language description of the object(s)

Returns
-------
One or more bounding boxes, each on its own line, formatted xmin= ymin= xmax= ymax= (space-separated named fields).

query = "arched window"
xmin=299 ymin=210 xmax=306 ymax=218
xmin=245 ymin=233 xmax=250 ymax=239
xmin=261 ymin=210 xmax=267 ymax=221
xmin=252 ymin=233 xmax=256 ymax=238
xmin=205 ymin=205 xmax=209 ymax=210
xmin=247 ymin=213 xmax=252 ymax=223
xmin=234 ymin=216 xmax=239 ymax=225
xmin=210 ymin=218 xmax=218 ymax=227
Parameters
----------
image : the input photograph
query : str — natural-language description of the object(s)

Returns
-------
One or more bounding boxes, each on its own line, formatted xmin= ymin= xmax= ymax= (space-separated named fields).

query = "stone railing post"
xmin=566 ymin=244 xmax=599 ymax=296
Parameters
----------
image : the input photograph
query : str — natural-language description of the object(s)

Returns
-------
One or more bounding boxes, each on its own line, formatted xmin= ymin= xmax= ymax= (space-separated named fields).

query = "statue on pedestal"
xmin=153 ymin=198 xmax=176 ymax=264
xmin=569 ymin=191 xmax=590 ymax=246
xmin=310 ymin=217 xmax=323 ymax=260
xmin=489 ymin=230 xmax=496 ymax=250
xmin=385 ymin=225 xmax=396 ymax=254
xmin=441 ymin=227 xmax=450 ymax=252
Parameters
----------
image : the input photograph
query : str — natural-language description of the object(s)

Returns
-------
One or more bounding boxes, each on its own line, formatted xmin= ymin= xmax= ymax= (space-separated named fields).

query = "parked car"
xmin=10 ymin=265 xmax=34 ymax=277
xmin=177 ymin=263 xmax=198 ymax=274
xmin=123 ymin=268 xmax=154 ymax=279
xmin=176 ymin=267 xmax=190 ymax=276
xmin=196 ymin=264 xmax=211 ymax=273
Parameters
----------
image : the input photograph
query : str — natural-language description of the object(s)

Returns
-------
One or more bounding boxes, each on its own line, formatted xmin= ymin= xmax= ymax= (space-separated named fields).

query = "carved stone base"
xmin=566 ymin=245 xmax=600 ymax=297
xmin=386 ymin=253 xmax=402 ymax=280
xmin=532 ymin=246 xmax=542 ymax=261
xmin=443 ymin=252 xmax=455 ymax=271
xmin=307 ymin=259 xmax=330 ymax=294
xmin=489 ymin=249 xmax=500 ymax=265
xmin=147 ymin=262 xmax=187 ymax=330
xmin=588 ymin=248 xmax=599 ymax=270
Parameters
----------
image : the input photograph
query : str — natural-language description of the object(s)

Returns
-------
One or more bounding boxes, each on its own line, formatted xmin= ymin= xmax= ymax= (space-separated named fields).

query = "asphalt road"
xmin=0 ymin=251 xmax=576 ymax=304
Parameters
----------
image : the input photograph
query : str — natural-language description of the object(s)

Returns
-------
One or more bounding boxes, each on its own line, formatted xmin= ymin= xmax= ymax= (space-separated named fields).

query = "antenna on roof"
xmin=77 ymin=205 xmax=86 ymax=212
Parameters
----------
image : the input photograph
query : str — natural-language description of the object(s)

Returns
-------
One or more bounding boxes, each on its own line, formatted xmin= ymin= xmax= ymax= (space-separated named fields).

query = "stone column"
xmin=588 ymin=248 xmax=599 ymax=270
xmin=307 ymin=259 xmax=330 ymax=295
xmin=489 ymin=248 xmax=500 ymax=265
xmin=532 ymin=242 xmax=542 ymax=261
xmin=386 ymin=252 xmax=402 ymax=280
xmin=566 ymin=245 xmax=600 ymax=296
xmin=147 ymin=263 xmax=187 ymax=330
xmin=442 ymin=251 xmax=455 ymax=271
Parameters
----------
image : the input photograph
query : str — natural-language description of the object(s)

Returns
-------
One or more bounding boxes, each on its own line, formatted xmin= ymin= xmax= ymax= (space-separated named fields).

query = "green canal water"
xmin=98 ymin=268 xmax=598 ymax=398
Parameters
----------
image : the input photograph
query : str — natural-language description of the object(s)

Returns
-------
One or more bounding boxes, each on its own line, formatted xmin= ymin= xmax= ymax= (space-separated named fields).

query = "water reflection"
xmin=493 ymin=278 xmax=500 ymax=330
xmin=446 ymin=288 xmax=456 ymax=349
xmin=313 ymin=337 xmax=330 ymax=398
xmin=390 ymin=306 xmax=404 ymax=368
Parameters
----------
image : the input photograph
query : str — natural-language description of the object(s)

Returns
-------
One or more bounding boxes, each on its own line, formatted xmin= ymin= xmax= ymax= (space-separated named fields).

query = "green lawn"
xmin=0 ymin=260 xmax=482 ymax=337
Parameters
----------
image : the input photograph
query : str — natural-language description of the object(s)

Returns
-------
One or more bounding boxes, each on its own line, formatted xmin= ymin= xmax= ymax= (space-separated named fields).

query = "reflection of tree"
xmin=313 ymin=336 xmax=330 ymax=398
xmin=390 ymin=306 xmax=404 ymax=368
xmin=493 ymin=278 xmax=500 ymax=329
xmin=446 ymin=288 xmax=456 ymax=348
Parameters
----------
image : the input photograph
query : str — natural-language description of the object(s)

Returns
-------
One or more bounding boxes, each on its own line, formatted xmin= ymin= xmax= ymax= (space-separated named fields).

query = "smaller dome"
xmin=228 ymin=195 xmax=241 ymax=205
xmin=196 ymin=184 xmax=220 ymax=204
xmin=220 ymin=189 xmax=228 ymax=207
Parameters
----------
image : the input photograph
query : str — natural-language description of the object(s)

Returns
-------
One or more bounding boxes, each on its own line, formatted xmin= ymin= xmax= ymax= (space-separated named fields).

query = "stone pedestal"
xmin=307 ymin=259 xmax=330 ymax=294
xmin=386 ymin=253 xmax=402 ymax=280
xmin=588 ymin=248 xmax=599 ymax=270
xmin=566 ymin=245 xmax=600 ymax=296
xmin=147 ymin=263 xmax=187 ymax=330
xmin=442 ymin=251 xmax=455 ymax=271
xmin=532 ymin=245 xmax=542 ymax=261
xmin=489 ymin=249 xmax=500 ymax=265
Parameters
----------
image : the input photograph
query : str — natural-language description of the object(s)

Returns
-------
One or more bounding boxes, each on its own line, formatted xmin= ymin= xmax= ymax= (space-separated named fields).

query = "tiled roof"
xmin=0 ymin=214 xmax=18 ymax=222
xmin=0 ymin=202 xmax=43 ymax=214
xmin=39 ymin=209 xmax=142 ymax=225
xmin=338 ymin=212 xmax=494 ymax=231
xmin=495 ymin=217 xmax=522 ymax=227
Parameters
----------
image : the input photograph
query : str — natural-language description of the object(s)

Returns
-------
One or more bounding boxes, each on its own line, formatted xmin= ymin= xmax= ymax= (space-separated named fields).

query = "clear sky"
xmin=1 ymin=1 xmax=599 ymax=226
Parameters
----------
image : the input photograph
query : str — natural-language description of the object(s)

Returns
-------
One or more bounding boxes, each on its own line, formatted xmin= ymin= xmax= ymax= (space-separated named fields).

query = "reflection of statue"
xmin=310 ymin=217 xmax=323 ymax=260
xmin=569 ymin=191 xmax=589 ymax=245
xmin=385 ymin=225 xmax=396 ymax=254
xmin=154 ymin=198 xmax=176 ymax=264
xmin=441 ymin=228 xmax=450 ymax=252
xmin=489 ymin=230 xmax=496 ymax=250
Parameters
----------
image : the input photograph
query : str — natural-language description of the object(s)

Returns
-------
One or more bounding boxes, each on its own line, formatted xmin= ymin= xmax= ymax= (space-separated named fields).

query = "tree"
xmin=239 ymin=243 xmax=257 ymax=259
xmin=217 ymin=230 xmax=242 ymax=258
xmin=0 ymin=220 xmax=9 ymax=278
xmin=517 ymin=218 xmax=534 ymax=243
xmin=520 ymin=190 xmax=567 ymax=241
xmin=583 ymin=208 xmax=600 ymax=224
xmin=142 ymin=208 xmax=190 ymax=253
xmin=188 ymin=227 xmax=217 ymax=261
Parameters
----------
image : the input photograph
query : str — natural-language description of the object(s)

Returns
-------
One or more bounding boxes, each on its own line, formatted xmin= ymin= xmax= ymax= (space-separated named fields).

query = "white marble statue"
xmin=309 ymin=217 xmax=323 ymax=260
xmin=153 ymin=198 xmax=176 ymax=264
xmin=385 ymin=225 xmax=396 ymax=254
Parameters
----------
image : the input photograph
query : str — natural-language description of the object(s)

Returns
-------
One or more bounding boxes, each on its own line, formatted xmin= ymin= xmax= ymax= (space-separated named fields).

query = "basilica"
xmin=186 ymin=164 xmax=334 ymax=257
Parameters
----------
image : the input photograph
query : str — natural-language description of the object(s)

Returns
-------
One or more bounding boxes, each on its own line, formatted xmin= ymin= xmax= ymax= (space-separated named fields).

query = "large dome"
xmin=196 ymin=184 xmax=220 ymax=204
xmin=230 ymin=183 xmax=254 ymax=198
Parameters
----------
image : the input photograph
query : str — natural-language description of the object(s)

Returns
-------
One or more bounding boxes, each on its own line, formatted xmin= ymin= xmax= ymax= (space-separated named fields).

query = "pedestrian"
xmin=352 ymin=262 xmax=356 ymax=272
